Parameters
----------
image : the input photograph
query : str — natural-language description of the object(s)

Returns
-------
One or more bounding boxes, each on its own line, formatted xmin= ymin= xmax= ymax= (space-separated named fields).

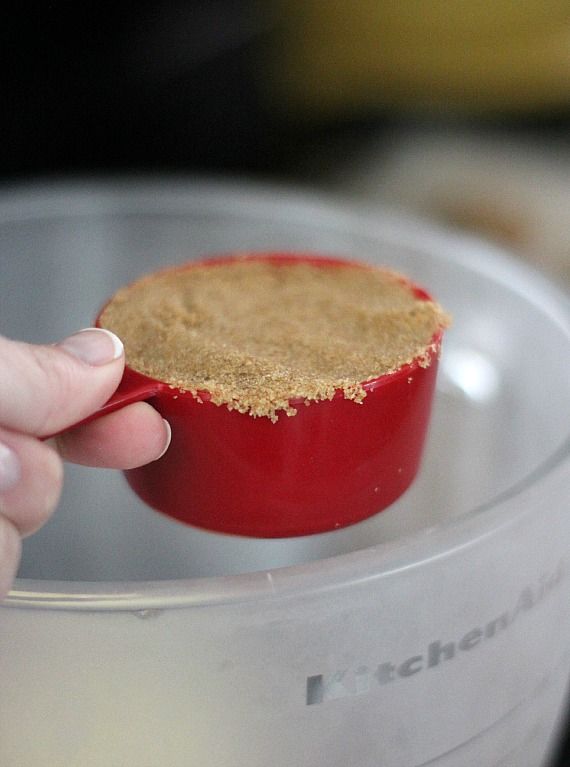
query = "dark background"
xmin=3 ymin=2 xmax=569 ymax=183
xmin=2 ymin=3 xmax=569 ymax=763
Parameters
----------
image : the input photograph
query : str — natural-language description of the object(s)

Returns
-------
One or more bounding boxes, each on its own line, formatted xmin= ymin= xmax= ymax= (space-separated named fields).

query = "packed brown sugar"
xmin=99 ymin=258 xmax=451 ymax=421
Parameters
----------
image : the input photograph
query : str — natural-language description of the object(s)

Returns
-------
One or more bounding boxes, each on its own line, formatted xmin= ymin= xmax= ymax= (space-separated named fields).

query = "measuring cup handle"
xmin=47 ymin=368 xmax=166 ymax=438
xmin=94 ymin=368 xmax=165 ymax=418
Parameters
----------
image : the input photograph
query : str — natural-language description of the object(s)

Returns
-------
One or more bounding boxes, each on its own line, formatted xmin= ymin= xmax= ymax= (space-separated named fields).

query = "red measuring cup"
xmin=85 ymin=253 xmax=447 ymax=538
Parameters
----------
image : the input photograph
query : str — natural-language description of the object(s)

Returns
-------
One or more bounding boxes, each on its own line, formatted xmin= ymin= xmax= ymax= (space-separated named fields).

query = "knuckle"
xmin=37 ymin=446 xmax=64 ymax=524
xmin=18 ymin=445 xmax=64 ymax=536
xmin=28 ymin=346 xmax=78 ymax=433
xmin=0 ymin=433 xmax=64 ymax=539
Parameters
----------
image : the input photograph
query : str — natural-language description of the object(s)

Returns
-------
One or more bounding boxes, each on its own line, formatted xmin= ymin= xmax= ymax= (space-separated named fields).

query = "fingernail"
xmin=58 ymin=328 xmax=124 ymax=366
xmin=0 ymin=442 xmax=21 ymax=493
xmin=156 ymin=419 xmax=172 ymax=461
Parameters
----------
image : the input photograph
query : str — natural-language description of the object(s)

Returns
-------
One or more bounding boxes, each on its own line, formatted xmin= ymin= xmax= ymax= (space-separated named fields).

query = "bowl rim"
xmin=2 ymin=177 xmax=569 ymax=611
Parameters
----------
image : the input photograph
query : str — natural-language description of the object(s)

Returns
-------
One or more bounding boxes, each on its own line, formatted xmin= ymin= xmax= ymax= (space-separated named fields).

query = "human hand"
xmin=0 ymin=328 xmax=171 ymax=598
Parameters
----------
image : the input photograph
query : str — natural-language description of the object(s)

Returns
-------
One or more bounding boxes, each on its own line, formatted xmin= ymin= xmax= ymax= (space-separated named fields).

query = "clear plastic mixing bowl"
xmin=0 ymin=180 xmax=569 ymax=767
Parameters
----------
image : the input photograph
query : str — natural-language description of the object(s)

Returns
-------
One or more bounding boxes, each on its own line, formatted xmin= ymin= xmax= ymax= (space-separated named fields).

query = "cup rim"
xmin=2 ymin=178 xmax=569 ymax=611
xmin=95 ymin=250 xmax=447 ymax=406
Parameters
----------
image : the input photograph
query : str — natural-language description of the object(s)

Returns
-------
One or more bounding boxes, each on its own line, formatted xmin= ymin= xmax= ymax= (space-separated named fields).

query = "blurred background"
xmin=2 ymin=1 xmax=570 ymax=288
xmin=1 ymin=2 xmax=569 ymax=762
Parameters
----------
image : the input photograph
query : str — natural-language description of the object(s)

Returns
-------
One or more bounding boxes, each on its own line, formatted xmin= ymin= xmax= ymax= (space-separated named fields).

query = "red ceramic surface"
xmin=92 ymin=253 xmax=445 ymax=538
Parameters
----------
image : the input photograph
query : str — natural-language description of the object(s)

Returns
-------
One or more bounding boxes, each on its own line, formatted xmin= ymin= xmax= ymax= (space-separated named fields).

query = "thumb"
xmin=0 ymin=329 xmax=125 ymax=437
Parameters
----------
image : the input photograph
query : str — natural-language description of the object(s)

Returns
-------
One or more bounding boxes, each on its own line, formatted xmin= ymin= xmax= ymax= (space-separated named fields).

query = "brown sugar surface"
xmin=99 ymin=259 xmax=451 ymax=421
